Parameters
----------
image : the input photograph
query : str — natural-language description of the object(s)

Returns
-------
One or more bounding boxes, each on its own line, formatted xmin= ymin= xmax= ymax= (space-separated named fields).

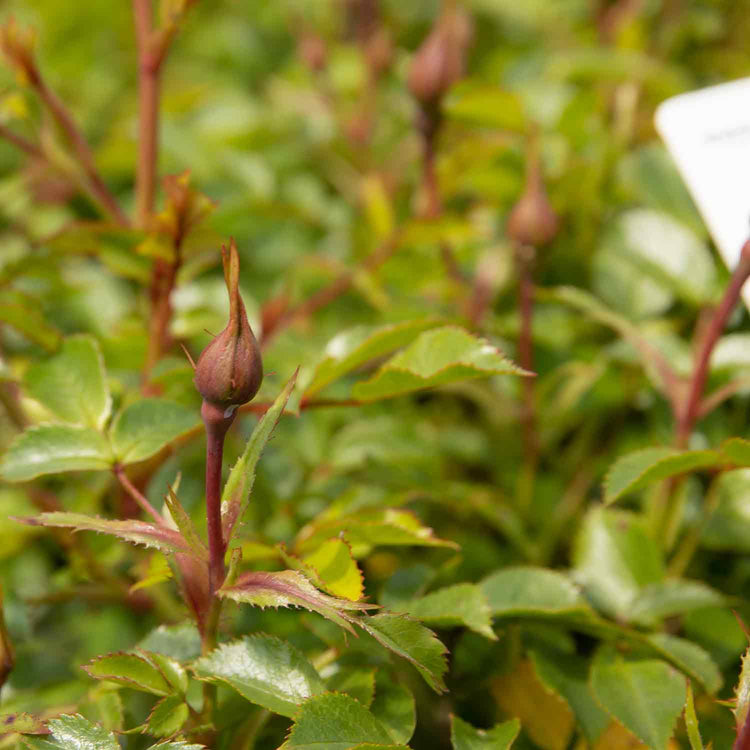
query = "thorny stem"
xmin=676 ymin=239 xmax=750 ymax=448
xmin=113 ymin=464 xmax=165 ymax=525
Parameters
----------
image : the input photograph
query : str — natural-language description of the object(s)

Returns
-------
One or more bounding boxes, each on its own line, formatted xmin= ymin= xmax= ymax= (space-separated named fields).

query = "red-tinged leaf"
xmin=218 ymin=569 xmax=377 ymax=633
xmin=15 ymin=512 xmax=192 ymax=555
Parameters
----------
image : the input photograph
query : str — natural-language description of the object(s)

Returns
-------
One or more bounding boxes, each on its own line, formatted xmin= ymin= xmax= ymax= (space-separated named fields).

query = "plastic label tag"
xmin=656 ymin=77 xmax=750 ymax=294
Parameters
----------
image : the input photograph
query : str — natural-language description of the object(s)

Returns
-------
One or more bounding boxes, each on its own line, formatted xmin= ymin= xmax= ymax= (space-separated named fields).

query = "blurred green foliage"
xmin=3 ymin=0 xmax=750 ymax=748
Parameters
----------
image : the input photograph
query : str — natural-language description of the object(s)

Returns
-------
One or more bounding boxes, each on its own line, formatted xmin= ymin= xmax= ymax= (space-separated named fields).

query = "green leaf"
xmin=282 ymin=693 xmax=405 ymax=750
xmin=218 ymin=570 xmax=375 ymax=633
xmin=17 ymin=512 xmax=191 ymax=555
xmin=351 ymin=327 xmax=528 ymax=402
xmin=450 ymin=715 xmax=520 ymax=750
xmin=646 ymin=633 xmax=723 ymax=694
xmin=358 ymin=614 xmax=448 ymax=693
xmin=479 ymin=566 xmax=591 ymax=618
xmin=444 ymin=82 xmax=525 ymax=131
xmin=295 ymin=509 xmax=457 ymax=555
xmin=0 ymin=292 xmax=61 ymax=351
xmin=138 ymin=623 xmax=201 ymax=662
xmin=604 ymin=447 xmax=720 ymax=505
xmin=146 ymin=696 xmax=189 ymax=737
xmin=145 ymin=651 xmax=188 ymax=694
xmin=305 ymin=320 xmax=442 ymax=398
xmin=722 ymin=438 xmax=750 ymax=467
xmin=572 ymin=508 xmax=664 ymax=620
xmin=370 ymin=680 xmax=415 ymax=745
xmin=24 ymin=335 xmax=111 ymax=429
xmin=47 ymin=714 xmax=119 ymax=750
xmin=327 ymin=667 xmax=376 ymax=707
xmin=590 ymin=647 xmax=687 ymax=750
xmin=221 ymin=372 xmax=297 ymax=539
xmin=0 ymin=425 xmax=111 ymax=481
xmin=194 ymin=635 xmax=324 ymax=717
xmin=684 ymin=683 xmax=704 ymax=750
xmin=110 ymin=399 xmax=199 ymax=465
xmin=607 ymin=209 xmax=717 ymax=306
xmin=542 ymin=286 xmax=677 ymax=393
xmin=528 ymin=649 xmax=609 ymax=745
xmin=84 ymin=652 xmax=173 ymax=696
xmin=629 ymin=580 xmax=727 ymax=626
xmin=397 ymin=583 xmax=496 ymax=640
xmin=147 ymin=743 xmax=206 ymax=750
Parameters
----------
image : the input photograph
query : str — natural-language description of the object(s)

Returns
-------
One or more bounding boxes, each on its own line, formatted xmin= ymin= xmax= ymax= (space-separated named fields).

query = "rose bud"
xmin=507 ymin=140 xmax=559 ymax=248
xmin=407 ymin=4 xmax=473 ymax=106
xmin=194 ymin=239 xmax=263 ymax=413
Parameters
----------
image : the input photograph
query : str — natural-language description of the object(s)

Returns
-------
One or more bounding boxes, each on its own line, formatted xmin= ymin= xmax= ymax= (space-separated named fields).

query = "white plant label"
xmin=656 ymin=77 xmax=750 ymax=303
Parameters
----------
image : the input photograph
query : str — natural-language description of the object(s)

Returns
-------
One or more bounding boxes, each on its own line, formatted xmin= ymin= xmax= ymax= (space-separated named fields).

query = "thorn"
xmin=203 ymin=328 xmax=216 ymax=338
xmin=180 ymin=343 xmax=196 ymax=370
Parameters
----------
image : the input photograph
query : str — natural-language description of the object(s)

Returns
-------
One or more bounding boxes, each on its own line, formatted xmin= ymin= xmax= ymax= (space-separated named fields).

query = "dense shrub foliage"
xmin=2 ymin=1 xmax=750 ymax=748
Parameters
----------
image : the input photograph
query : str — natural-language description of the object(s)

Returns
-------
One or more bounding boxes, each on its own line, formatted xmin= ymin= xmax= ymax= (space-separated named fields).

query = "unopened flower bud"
xmin=194 ymin=240 xmax=263 ymax=412
xmin=507 ymin=139 xmax=558 ymax=248
xmin=407 ymin=4 xmax=473 ymax=106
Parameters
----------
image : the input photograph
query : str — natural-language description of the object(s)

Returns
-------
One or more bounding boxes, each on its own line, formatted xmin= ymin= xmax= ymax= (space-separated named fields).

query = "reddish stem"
xmin=676 ymin=240 xmax=750 ymax=447
xmin=134 ymin=0 xmax=159 ymax=228
xmin=31 ymin=69 xmax=128 ymax=227
xmin=202 ymin=401 xmax=234 ymax=595
xmin=735 ymin=709 xmax=750 ymax=750
xmin=0 ymin=123 xmax=44 ymax=159
xmin=516 ymin=243 xmax=537 ymax=463
xmin=113 ymin=464 xmax=165 ymax=525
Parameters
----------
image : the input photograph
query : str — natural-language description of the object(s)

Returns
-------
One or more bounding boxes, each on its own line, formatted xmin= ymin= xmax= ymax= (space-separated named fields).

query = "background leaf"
xmin=351 ymin=327 xmax=528 ymax=402
xmin=0 ymin=425 xmax=111 ymax=481
xmin=590 ymin=647 xmax=687 ymax=750
xmin=282 ymin=693 xmax=404 ymax=750
xmin=109 ymin=399 xmax=199 ymax=465
xmin=450 ymin=715 xmax=520 ymax=750
xmin=24 ymin=335 xmax=111 ymax=429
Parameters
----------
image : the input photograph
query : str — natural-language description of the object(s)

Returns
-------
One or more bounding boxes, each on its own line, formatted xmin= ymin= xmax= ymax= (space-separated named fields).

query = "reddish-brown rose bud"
xmin=407 ymin=4 xmax=473 ymax=106
xmin=194 ymin=240 xmax=263 ymax=411
xmin=507 ymin=139 xmax=558 ymax=248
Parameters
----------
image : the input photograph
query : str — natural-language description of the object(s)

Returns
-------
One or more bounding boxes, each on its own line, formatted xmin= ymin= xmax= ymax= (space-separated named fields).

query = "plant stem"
xmin=133 ymin=0 xmax=159 ymax=228
xmin=27 ymin=65 xmax=128 ymax=226
xmin=235 ymin=708 xmax=271 ymax=750
xmin=0 ymin=123 xmax=44 ymax=159
xmin=0 ymin=584 xmax=14 ymax=689
xmin=144 ymin=252 xmax=180 ymax=378
xmin=676 ymin=239 xmax=750 ymax=448
xmin=113 ymin=464 xmax=165 ymax=524
xmin=201 ymin=401 xmax=233 ymax=595
xmin=516 ymin=243 xmax=537 ymax=462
